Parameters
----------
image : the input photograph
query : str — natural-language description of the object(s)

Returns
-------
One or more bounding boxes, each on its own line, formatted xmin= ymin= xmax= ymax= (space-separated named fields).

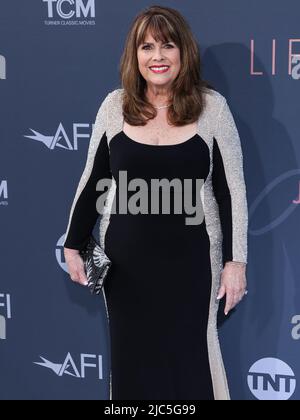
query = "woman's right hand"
xmin=64 ymin=247 xmax=88 ymax=286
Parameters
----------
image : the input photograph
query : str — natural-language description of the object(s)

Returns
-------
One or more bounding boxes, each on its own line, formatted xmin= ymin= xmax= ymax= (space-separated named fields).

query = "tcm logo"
xmin=291 ymin=315 xmax=300 ymax=340
xmin=0 ymin=55 xmax=6 ymax=80
xmin=0 ymin=180 xmax=8 ymax=205
xmin=248 ymin=358 xmax=296 ymax=400
xmin=24 ymin=123 xmax=92 ymax=150
xmin=34 ymin=353 xmax=103 ymax=379
xmin=43 ymin=0 xmax=96 ymax=25
xmin=0 ymin=293 xmax=12 ymax=340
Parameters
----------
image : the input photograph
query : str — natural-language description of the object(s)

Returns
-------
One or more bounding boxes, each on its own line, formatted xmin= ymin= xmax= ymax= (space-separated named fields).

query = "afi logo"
xmin=0 ymin=180 xmax=8 ymax=204
xmin=24 ymin=123 xmax=92 ymax=150
xmin=0 ymin=294 xmax=12 ymax=319
xmin=0 ymin=55 xmax=6 ymax=80
xmin=248 ymin=358 xmax=296 ymax=400
xmin=43 ymin=0 xmax=95 ymax=19
xmin=34 ymin=353 xmax=103 ymax=379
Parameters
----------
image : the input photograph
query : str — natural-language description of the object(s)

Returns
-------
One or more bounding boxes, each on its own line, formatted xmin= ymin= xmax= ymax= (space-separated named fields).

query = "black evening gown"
xmin=64 ymin=88 xmax=248 ymax=400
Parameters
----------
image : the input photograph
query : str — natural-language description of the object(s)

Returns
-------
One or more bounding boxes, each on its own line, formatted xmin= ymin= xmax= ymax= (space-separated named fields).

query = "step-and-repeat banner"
xmin=0 ymin=0 xmax=299 ymax=400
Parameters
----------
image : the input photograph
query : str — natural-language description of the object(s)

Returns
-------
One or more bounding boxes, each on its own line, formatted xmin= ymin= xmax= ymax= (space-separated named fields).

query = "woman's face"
xmin=137 ymin=31 xmax=180 ymax=91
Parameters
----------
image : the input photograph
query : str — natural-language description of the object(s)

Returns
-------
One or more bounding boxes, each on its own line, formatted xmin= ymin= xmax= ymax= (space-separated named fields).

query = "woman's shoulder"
xmin=106 ymin=87 xmax=124 ymax=101
xmin=99 ymin=88 xmax=123 ymax=112
xmin=94 ymin=88 xmax=123 ymax=119
xmin=202 ymin=87 xmax=226 ymax=110
xmin=110 ymin=87 xmax=124 ymax=95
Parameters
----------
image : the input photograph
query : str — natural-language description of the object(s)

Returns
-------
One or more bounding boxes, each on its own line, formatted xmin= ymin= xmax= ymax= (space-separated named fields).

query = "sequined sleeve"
xmin=63 ymin=93 xmax=112 ymax=251
xmin=212 ymin=97 xmax=248 ymax=266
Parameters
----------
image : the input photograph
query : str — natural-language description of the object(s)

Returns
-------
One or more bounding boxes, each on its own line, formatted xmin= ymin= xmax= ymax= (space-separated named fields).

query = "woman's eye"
xmin=141 ymin=44 xmax=174 ymax=50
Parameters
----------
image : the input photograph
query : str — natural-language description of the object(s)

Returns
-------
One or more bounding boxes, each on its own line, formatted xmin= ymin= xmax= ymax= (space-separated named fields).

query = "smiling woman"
xmin=64 ymin=4 xmax=248 ymax=401
xmin=119 ymin=6 xmax=213 ymax=127
xmin=138 ymin=38 xmax=180 ymax=83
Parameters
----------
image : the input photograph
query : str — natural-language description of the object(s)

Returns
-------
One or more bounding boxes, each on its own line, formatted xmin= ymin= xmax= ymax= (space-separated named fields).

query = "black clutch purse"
xmin=79 ymin=235 xmax=112 ymax=295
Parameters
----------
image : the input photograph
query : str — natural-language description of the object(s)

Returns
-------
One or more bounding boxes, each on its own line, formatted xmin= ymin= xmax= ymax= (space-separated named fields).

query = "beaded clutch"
xmin=79 ymin=235 xmax=111 ymax=295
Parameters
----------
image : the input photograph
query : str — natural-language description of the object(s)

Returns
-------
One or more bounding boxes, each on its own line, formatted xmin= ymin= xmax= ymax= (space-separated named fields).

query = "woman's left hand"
xmin=217 ymin=261 xmax=247 ymax=315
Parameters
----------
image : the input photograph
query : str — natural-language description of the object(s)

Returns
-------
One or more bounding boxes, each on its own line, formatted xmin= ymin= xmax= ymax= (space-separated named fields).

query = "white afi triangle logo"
xmin=24 ymin=122 xmax=92 ymax=150
xmin=34 ymin=353 xmax=103 ymax=379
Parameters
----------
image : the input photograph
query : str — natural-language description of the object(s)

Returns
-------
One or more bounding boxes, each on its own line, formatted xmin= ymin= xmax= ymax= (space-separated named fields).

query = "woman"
xmin=63 ymin=5 xmax=248 ymax=400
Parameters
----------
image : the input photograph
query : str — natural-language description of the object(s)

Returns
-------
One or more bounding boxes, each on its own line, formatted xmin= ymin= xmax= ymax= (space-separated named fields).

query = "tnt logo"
xmin=43 ymin=0 xmax=95 ymax=19
xmin=56 ymin=234 xmax=69 ymax=273
xmin=248 ymin=358 xmax=296 ymax=400
xmin=0 ymin=55 xmax=6 ymax=80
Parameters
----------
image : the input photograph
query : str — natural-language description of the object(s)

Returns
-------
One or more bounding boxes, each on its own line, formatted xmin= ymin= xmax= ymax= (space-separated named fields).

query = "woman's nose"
xmin=152 ymin=47 xmax=164 ymax=60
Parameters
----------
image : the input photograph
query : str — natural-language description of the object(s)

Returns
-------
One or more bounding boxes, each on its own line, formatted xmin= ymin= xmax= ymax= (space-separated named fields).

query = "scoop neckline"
xmin=121 ymin=130 xmax=199 ymax=147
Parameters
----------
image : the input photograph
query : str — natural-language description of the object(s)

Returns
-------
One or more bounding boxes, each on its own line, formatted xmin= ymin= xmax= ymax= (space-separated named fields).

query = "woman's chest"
xmin=123 ymin=120 xmax=199 ymax=146
xmin=109 ymin=130 xmax=210 ymax=182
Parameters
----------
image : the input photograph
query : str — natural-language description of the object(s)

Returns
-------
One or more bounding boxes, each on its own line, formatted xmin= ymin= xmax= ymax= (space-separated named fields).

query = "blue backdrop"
xmin=0 ymin=0 xmax=299 ymax=400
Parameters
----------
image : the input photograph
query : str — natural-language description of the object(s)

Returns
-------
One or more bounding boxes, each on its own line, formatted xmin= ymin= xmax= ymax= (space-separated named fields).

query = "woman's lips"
xmin=149 ymin=66 xmax=170 ymax=74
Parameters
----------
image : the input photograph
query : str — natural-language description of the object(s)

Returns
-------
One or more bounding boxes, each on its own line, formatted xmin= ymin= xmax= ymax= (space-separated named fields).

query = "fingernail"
xmin=217 ymin=295 xmax=221 ymax=300
xmin=84 ymin=281 xmax=88 ymax=286
xmin=225 ymin=312 xmax=228 ymax=316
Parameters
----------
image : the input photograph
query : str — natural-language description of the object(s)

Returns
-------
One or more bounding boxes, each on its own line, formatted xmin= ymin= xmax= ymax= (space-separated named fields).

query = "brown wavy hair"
xmin=119 ymin=5 xmax=214 ymax=126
